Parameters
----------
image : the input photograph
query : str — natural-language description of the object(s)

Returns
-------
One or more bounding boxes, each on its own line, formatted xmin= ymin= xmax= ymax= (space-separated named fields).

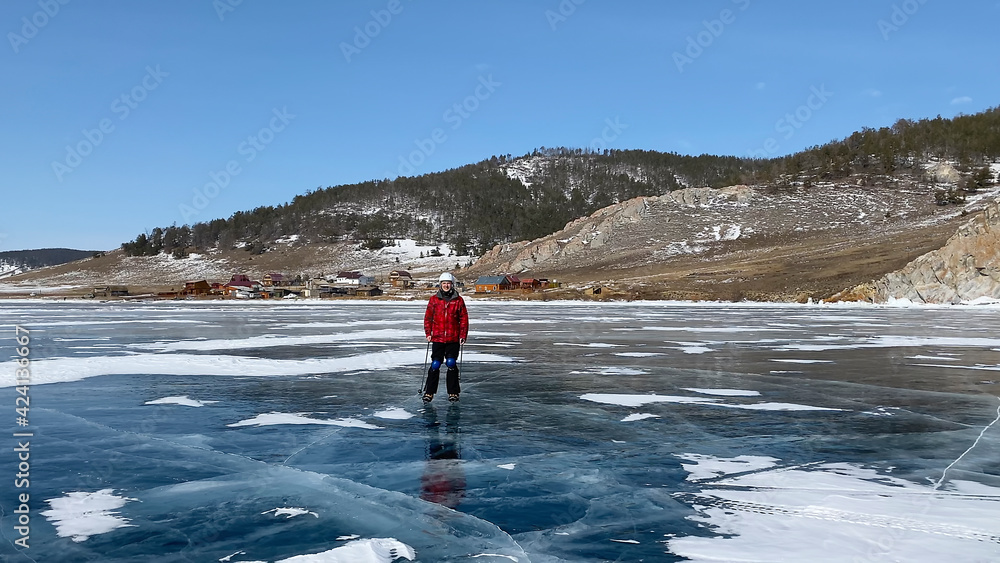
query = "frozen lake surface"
xmin=2 ymin=299 xmax=1000 ymax=562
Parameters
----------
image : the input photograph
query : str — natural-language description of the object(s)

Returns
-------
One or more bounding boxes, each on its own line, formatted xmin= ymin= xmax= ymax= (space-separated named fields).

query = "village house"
xmin=319 ymin=286 xmax=349 ymax=298
xmin=181 ymin=280 xmax=212 ymax=296
xmin=388 ymin=269 xmax=413 ymax=288
xmin=353 ymin=285 xmax=384 ymax=297
xmin=226 ymin=274 xmax=254 ymax=288
xmin=261 ymin=273 xmax=286 ymax=287
xmin=474 ymin=275 xmax=514 ymax=293
xmin=223 ymin=274 xmax=260 ymax=298
xmin=519 ymin=278 xmax=543 ymax=291
xmin=93 ymin=285 xmax=129 ymax=297
xmin=333 ymin=270 xmax=375 ymax=286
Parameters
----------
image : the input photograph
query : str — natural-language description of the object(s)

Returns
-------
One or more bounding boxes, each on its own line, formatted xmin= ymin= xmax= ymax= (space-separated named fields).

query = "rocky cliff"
xmin=473 ymin=186 xmax=754 ymax=273
xmin=833 ymin=198 xmax=1000 ymax=304
xmin=468 ymin=180 xmax=1000 ymax=303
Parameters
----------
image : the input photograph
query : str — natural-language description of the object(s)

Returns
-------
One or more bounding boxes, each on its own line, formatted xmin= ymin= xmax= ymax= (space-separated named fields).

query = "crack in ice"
xmin=934 ymin=397 xmax=1000 ymax=491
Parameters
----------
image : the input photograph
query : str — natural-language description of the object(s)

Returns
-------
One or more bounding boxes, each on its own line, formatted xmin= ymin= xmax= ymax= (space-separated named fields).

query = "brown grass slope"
xmin=464 ymin=179 xmax=999 ymax=302
xmin=5 ymin=176 xmax=998 ymax=302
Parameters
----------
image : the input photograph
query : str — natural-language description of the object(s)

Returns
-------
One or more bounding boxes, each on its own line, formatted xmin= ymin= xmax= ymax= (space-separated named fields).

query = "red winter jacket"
xmin=424 ymin=291 xmax=469 ymax=343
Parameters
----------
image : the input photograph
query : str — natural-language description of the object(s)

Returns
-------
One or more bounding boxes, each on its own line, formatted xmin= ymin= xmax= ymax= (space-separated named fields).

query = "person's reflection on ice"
xmin=420 ymin=404 xmax=465 ymax=508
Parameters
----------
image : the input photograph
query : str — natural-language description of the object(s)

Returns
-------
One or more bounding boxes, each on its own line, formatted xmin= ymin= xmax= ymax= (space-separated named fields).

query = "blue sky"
xmin=3 ymin=0 xmax=997 ymax=251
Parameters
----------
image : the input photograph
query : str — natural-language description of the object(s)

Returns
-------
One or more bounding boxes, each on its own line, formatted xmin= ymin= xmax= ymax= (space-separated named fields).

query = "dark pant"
xmin=426 ymin=341 xmax=461 ymax=395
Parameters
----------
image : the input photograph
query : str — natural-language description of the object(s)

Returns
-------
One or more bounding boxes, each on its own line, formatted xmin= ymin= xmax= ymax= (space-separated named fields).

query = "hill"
xmin=114 ymin=106 xmax=1000 ymax=259
xmin=0 ymin=248 xmax=99 ymax=279
xmin=3 ymin=107 xmax=1000 ymax=302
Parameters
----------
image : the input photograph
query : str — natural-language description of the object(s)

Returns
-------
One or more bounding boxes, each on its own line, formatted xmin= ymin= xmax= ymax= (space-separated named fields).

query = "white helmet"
xmin=438 ymin=272 xmax=456 ymax=283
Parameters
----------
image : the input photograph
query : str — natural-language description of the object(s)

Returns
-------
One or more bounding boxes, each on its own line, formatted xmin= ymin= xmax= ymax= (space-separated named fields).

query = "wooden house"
xmin=355 ymin=285 xmax=383 ymax=297
xmin=94 ymin=285 xmax=129 ymax=297
xmin=262 ymin=273 xmax=286 ymax=287
xmin=318 ymin=286 xmax=349 ymax=298
xmin=474 ymin=275 xmax=513 ymax=293
xmin=519 ymin=278 xmax=543 ymax=291
xmin=389 ymin=269 xmax=413 ymax=288
xmin=181 ymin=280 xmax=211 ymax=296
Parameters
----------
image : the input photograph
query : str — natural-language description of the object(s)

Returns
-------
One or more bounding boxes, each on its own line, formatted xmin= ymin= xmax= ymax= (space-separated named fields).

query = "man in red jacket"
xmin=423 ymin=272 xmax=469 ymax=403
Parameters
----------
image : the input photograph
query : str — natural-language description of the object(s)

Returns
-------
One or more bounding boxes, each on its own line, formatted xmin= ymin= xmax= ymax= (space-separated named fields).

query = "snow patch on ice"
xmin=582 ymin=393 xmax=841 ymax=412
xmin=716 ymin=401 xmax=844 ymax=412
xmin=676 ymin=453 xmax=780 ymax=481
xmin=676 ymin=344 xmax=712 ymax=354
xmin=683 ymin=388 xmax=761 ymax=397
xmin=598 ymin=367 xmax=648 ymax=375
xmin=621 ymin=413 xmax=660 ymax=422
xmin=909 ymin=355 xmax=959 ymax=361
xmin=668 ymin=456 xmax=1000 ymax=562
xmin=774 ymin=335 xmax=1000 ymax=351
xmin=131 ymin=329 xmax=424 ymax=352
xmin=227 ymin=412 xmax=382 ymax=429
xmin=373 ymin=407 xmax=414 ymax=420
xmin=262 ymin=507 xmax=319 ymax=519
xmin=274 ymin=537 xmax=416 ymax=562
xmin=2 ymin=349 xmax=515 ymax=387
xmin=144 ymin=395 xmax=219 ymax=407
xmin=41 ymin=489 xmax=137 ymax=542
xmin=582 ymin=393 xmax=720 ymax=407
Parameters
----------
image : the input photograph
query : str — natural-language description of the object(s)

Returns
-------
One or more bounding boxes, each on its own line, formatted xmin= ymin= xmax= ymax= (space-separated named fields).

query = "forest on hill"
xmin=121 ymin=106 xmax=1000 ymax=258
xmin=0 ymin=248 xmax=99 ymax=270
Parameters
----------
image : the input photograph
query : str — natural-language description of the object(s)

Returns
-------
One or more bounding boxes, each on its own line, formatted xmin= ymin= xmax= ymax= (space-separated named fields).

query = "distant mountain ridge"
xmin=0 ymin=248 xmax=98 ymax=278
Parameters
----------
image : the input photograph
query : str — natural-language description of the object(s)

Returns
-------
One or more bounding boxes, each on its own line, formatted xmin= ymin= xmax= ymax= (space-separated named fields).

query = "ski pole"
xmin=419 ymin=340 xmax=430 ymax=395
